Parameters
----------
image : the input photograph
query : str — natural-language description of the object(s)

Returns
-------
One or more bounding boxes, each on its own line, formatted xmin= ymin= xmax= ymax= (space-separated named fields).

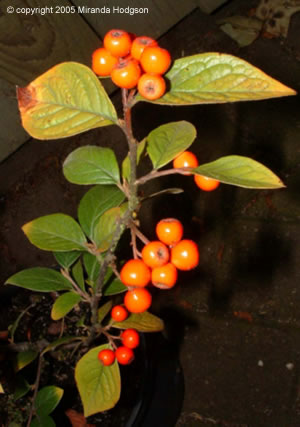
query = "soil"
xmin=1 ymin=1 xmax=300 ymax=426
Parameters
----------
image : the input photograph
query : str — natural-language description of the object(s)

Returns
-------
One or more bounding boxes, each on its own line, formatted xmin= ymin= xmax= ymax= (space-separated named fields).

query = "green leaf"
xmin=17 ymin=62 xmax=118 ymax=140
xmin=13 ymin=375 xmax=31 ymax=400
xmin=22 ymin=214 xmax=87 ymax=251
xmin=42 ymin=336 xmax=82 ymax=355
xmin=137 ymin=53 xmax=296 ymax=105
xmin=72 ymin=260 xmax=85 ymax=292
xmin=103 ymin=278 xmax=127 ymax=296
xmin=14 ymin=350 xmax=38 ymax=372
xmin=78 ymin=185 xmax=125 ymax=238
xmin=193 ymin=155 xmax=285 ymax=189
xmin=75 ymin=344 xmax=121 ymax=417
xmin=147 ymin=121 xmax=196 ymax=169
xmin=6 ymin=268 xmax=72 ymax=292
xmin=63 ymin=146 xmax=120 ymax=186
xmin=54 ymin=251 xmax=81 ymax=269
xmin=113 ymin=311 xmax=164 ymax=332
xmin=83 ymin=253 xmax=101 ymax=284
xmin=122 ymin=138 xmax=147 ymax=180
xmin=35 ymin=385 xmax=64 ymax=416
xmin=93 ymin=204 xmax=127 ymax=252
xmin=98 ymin=301 xmax=113 ymax=323
xmin=31 ymin=415 xmax=55 ymax=427
xmin=51 ymin=292 xmax=82 ymax=321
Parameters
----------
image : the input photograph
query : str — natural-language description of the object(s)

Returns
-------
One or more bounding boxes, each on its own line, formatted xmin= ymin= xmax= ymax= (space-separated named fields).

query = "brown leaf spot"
xmin=17 ymin=85 xmax=37 ymax=112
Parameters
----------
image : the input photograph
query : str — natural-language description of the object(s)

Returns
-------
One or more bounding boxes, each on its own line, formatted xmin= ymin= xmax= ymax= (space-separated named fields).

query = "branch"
xmin=136 ymin=167 xmax=193 ymax=185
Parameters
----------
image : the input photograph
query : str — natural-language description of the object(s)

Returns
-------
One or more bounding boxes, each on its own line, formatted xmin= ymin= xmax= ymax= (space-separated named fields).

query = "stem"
xmin=60 ymin=268 xmax=91 ymax=302
xmin=130 ymin=221 xmax=150 ymax=245
xmin=88 ymin=89 xmax=141 ymax=342
xmin=26 ymin=354 xmax=43 ymax=427
xmin=136 ymin=167 xmax=193 ymax=185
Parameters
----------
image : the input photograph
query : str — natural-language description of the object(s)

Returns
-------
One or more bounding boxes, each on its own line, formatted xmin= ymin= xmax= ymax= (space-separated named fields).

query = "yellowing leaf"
xmin=75 ymin=345 xmax=121 ymax=417
xmin=193 ymin=155 xmax=285 ymax=189
xmin=17 ymin=62 xmax=118 ymax=140
xmin=137 ymin=53 xmax=296 ymax=105
xmin=113 ymin=311 xmax=164 ymax=332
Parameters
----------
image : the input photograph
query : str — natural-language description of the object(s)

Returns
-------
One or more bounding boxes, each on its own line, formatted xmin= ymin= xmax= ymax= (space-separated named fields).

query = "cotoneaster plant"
xmin=3 ymin=28 xmax=296 ymax=424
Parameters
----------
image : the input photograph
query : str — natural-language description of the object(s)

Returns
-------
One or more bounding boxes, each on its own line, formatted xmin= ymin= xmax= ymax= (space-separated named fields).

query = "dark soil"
xmin=1 ymin=1 xmax=300 ymax=426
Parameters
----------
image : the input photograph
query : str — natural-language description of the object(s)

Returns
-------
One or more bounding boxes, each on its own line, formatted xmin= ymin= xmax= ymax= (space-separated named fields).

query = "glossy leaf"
xmin=22 ymin=214 xmax=87 ymax=251
xmin=113 ymin=311 xmax=164 ymax=332
xmin=103 ymin=278 xmax=127 ymax=296
xmin=35 ymin=385 xmax=64 ymax=416
xmin=17 ymin=62 xmax=117 ymax=140
xmin=78 ymin=185 xmax=125 ymax=238
xmin=54 ymin=251 xmax=81 ymax=269
xmin=14 ymin=350 xmax=38 ymax=372
xmin=147 ymin=121 xmax=196 ymax=169
xmin=93 ymin=204 xmax=127 ymax=252
xmin=98 ymin=301 xmax=113 ymax=323
xmin=122 ymin=138 xmax=147 ymax=180
xmin=51 ymin=292 xmax=82 ymax=321
xmin=72 ymin=260 xmax=85 ymax=291
xmin=75 ymin=344 xmax=121 ymax=417
xmin=137 ymin=53 xmax=296 ymax=105
xmin=193 ymin=155 xmax=285 ymax=188
xmin=6 ymin=268 xmax=72 ymax=292
xmin=63 ymin=146 xmax=120 ymax=186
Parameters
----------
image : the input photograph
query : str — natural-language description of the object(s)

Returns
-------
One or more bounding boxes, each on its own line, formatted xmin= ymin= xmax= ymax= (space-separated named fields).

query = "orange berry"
xmin=98 ymin=349 xmax=115 ymax=366
xmin=111 ymin=305 xmax=128 ymax=322
xmin=173 ymin=151 xmax=199 ymax=175
xmin=140 ymin=46 xmax=171 ymax=75
xmin=120 ymin=259 xmax=151 ymax=288
xmin=156 ymin=218 xmax=184 ymax=247
xmin=138 ymin=73 xmax=166 ymax=100
xmin=124 ymin=288 xmax=152 ymax=313
xmin=103 ymin=29 xmax=132 ymax=58
xmin=92 ymin=47 xmax=118 ymax=77
xmin=141 ymin=241 xmax=169 ymax=269
xmin=121 ymin=329 xmax=140 ymax=349
xmin=171 ymin=239 xmax=199 ymax=271
xmin=111 ymin=58 xmax=141 ymax=89
xmin=131 ymin=36 xmax=158 ymax=60
xmin=115 ymin=346 xmax=134 ymax=365
xmin=151 ymin=263 xmax=178 ymax=289
xmin=194 ymin=175 xmax=220 ymax=191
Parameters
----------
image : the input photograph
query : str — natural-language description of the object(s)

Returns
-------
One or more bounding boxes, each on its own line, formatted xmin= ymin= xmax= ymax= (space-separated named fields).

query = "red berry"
xmin=98 ymin=349 xmax=115 ymax=366
xmin=121 ymin=329 xmax=140 ymax=349
xmin=115 ymin=346 xmax=134 ymax=365
xmin=141 ymin=241 xmax=169 ymax=269
xmin=111 ymin=305 xmax=128 ymax=322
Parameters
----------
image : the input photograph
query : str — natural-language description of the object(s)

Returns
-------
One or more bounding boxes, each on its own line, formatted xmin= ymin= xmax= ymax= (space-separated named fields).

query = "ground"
xmin=1 ymin=1 xmax=300 ymax=426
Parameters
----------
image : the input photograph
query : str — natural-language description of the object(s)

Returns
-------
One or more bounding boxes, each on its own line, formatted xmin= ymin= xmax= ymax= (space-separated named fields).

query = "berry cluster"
xmin=120 ymin=218 xmax=199 ymax=314
xmin=173 ymin=151 xmax=220 ymax=191
xmin=92 ymin=29 xmax=171 ymax=100
xmin=98 ymin=218 xmax=199 ymax=367
xmin=98 ymin=327 xmax=139 ymax=366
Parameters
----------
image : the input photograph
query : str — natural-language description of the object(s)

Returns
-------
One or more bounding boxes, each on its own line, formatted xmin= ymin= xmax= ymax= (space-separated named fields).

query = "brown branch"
xmin=136 ymin=167 xmax=194 ymax=185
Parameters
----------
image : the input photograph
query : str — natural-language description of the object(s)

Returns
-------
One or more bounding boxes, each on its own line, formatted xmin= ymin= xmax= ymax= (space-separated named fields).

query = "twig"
xmin=60 ymin=268 xmax=91 ymax=302
xmin=26 ymin=354 xmax=43 ymax=427
xmin=136 ymin=167 xmax=194 ymax=185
